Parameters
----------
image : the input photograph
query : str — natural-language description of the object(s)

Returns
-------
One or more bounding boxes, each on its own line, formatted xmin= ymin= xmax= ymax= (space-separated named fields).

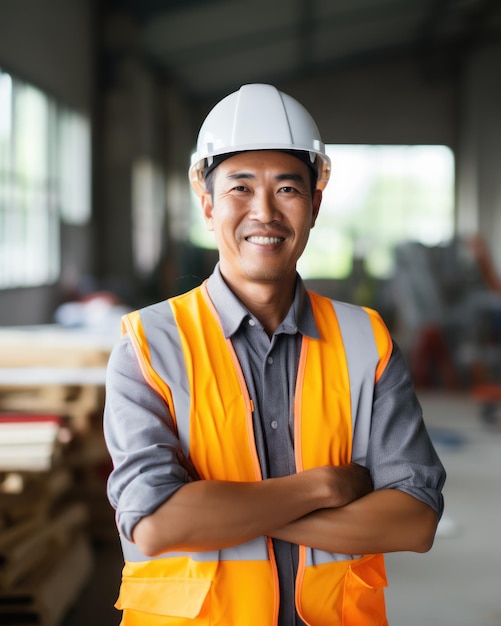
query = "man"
xmin=104 ymin=83 xmax=446 ymax=626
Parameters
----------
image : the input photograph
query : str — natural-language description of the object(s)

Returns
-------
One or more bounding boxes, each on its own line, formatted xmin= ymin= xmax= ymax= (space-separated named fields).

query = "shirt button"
xmin=267 ymin=356 xmax=273 ymax=364
xmin=271 ymin=420 xmax=278 ymax=430
xmin=248 ymin=319 xmax=256 ymax=326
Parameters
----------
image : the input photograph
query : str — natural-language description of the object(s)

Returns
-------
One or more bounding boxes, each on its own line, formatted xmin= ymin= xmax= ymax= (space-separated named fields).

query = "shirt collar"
xmin=205 ymin=264 xmax=320 ymax=340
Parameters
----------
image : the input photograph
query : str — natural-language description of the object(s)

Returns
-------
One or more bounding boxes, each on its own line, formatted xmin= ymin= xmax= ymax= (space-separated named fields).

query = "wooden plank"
xmin=0 ymin=383 xmax=104 ymax=416
xmin=0 ymin=470 xmax=73 ymax=525
xmin=0 ymin=383 xmax=105 ymax=433
xmin=0 ymin=325 xmax=112 ymax=432
xmin=0 ymin=346 xmax=110 ymax=368
xmin=0 ymin=368 xmax=107 ymax=385
xmin=0 ymin=533 xmax=93 ymax=626
xmin=0 ymin=327 xmax=113 ymax=369
xmin=0 ymin=517 xmax=42 ymax=550
xmin=0 ymin=417 xmax=68 ymax=473
xmin=0 ymin=503 xmax=88 ymax=589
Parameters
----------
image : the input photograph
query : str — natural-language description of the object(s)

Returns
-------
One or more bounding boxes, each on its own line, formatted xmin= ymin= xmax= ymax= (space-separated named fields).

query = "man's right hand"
xmin=310 ymin=463 xmax=374 ymax=509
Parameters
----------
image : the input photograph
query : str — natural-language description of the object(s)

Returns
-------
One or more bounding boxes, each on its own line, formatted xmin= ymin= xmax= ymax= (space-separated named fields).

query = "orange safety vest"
xmin=115 ymin=281 xmax=393 ymax=626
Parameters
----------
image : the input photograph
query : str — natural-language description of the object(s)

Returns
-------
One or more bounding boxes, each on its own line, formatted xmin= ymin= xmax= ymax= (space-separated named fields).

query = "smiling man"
xmin=104 ymin=83 xmax=446 ymax=626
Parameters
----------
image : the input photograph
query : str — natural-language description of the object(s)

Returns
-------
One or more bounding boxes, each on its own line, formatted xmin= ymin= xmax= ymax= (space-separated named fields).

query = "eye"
xmin=279 ymin=186 xmax=297 ymax=193
xmin=231 ymin=185 xmax=249 ymax=193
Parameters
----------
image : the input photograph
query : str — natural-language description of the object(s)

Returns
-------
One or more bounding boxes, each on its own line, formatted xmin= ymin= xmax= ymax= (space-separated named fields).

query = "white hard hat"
xmin=189 ymin=83 xmax=331 ymax=196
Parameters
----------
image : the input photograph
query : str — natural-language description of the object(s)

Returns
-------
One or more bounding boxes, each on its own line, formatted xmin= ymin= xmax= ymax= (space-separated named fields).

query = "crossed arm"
xmin=132 ymin=463 xmax=438 ymax=558
xmin=107 ymin=338 xmax=442 ymax=560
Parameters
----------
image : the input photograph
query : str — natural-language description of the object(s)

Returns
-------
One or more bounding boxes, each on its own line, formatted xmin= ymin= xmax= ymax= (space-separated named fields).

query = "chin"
xmin=242 ymin=264 xmax=293 ymax=283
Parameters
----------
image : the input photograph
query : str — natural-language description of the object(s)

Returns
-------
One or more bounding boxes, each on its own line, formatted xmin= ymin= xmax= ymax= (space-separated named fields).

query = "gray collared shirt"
xmin=104 ymin=265 xmax=445 ymax=626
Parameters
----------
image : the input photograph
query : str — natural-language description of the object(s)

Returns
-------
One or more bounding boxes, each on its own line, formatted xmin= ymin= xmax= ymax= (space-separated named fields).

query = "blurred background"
xmin=0 ymin=1 xmax=500 ymax=625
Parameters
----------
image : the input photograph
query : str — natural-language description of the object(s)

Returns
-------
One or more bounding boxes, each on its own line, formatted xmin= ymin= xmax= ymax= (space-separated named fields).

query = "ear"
xmin=201 ymin=192 xmax=214 ymax=231
xmin=311 ymin=189 xmax=322 ymax=228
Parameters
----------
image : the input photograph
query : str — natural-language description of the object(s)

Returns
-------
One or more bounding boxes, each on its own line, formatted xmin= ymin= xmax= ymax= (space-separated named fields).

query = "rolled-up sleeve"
xmin=367 ymin=343 xmax=446 ymax=517
xmin=103 ymin=336 xmax=191 ymax=541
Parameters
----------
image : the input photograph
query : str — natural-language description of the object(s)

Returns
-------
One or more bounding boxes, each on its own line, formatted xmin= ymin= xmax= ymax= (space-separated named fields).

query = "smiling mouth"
xmin=246 ymin=236 xmax=285 ymax=244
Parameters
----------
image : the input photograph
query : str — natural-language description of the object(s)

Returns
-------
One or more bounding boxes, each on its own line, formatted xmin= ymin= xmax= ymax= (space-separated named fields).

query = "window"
xmin=132 ymin=157 xmax=165 ymax=276
xmin=298 ymin=144 xmax=455 ymax=279
xmin=0 ymin=69 xmax=91 ymax=288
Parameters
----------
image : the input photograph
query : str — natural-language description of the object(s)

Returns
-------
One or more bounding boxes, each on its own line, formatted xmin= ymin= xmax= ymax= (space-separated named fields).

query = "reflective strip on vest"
xmin=121 ymin=534 xmax=270 ymax=563
xmin=332 ymin=299 xmax=379 ymax=467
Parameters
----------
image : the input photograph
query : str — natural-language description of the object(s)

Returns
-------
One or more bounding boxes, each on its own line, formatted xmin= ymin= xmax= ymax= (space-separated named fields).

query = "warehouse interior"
xmin=1 ymin=1 xmax=501 ymax=624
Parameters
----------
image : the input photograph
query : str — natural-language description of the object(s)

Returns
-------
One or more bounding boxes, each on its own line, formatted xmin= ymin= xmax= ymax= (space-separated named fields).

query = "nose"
xmin=249 ymin=190 xmax=280 ymax=223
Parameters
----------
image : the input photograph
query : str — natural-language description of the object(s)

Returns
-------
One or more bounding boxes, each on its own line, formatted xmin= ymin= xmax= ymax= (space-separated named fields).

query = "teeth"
xmin=247 ymin=236 xmax=283 ymax=244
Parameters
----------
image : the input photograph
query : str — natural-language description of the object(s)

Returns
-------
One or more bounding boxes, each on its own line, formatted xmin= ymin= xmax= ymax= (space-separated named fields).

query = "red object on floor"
xmin=410 ymin=325 xmax=461 ymax=389
xmin=471 ymin=383 xmax=501 ymax=403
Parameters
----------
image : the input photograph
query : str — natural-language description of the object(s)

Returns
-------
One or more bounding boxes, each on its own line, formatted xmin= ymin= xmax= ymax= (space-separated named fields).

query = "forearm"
xmin=132 ymin=471 xmax=328 ymax=556
xmin=132 ymin=462 xmax=374 ymax=556
xmin=270 ymin=489 xmax=439 ymax=554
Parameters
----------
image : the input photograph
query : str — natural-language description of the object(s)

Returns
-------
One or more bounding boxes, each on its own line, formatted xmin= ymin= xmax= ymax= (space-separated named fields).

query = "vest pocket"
xmin=343 ymin=554 xmax=388 ymax=626
xmin=116 ymin=576 xmax=211 ymax=623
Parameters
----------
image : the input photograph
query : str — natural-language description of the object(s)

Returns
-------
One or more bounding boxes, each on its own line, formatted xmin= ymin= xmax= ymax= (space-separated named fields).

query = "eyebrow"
xmin=226 ymin=172 xmax=307 ymax=185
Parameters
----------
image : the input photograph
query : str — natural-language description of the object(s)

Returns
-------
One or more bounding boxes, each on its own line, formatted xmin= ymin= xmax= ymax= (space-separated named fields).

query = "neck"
xmin=221 ymin=272 xmax=296 ymax=337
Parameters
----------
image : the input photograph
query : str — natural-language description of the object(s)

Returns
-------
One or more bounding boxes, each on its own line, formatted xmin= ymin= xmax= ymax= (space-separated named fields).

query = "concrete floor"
xmin=64 ymin=391 xmax=501 ymax=626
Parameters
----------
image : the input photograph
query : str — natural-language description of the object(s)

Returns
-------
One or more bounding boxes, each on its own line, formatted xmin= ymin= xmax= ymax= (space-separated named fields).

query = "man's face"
xmin=201 ymin=150 xmax=322 ymax=291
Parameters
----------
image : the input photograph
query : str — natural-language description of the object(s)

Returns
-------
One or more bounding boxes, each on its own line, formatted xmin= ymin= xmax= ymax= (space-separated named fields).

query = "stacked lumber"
xmin=0 ymin=412 xmax=116 ymax=539
xmin=0 ymin=326 xmax=118 ymax=623
xmin=0 ymin=326 xmax=112 ymax=369
xmin=0 ymin=326 xmax=112 ymax=433
xmin=0 ymin=414 xmax=70 ymax=472
xmin=0 ymin=471 xmax=93 ymax=626
xmin=0 ymin=379 xmax=105 ymax=434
